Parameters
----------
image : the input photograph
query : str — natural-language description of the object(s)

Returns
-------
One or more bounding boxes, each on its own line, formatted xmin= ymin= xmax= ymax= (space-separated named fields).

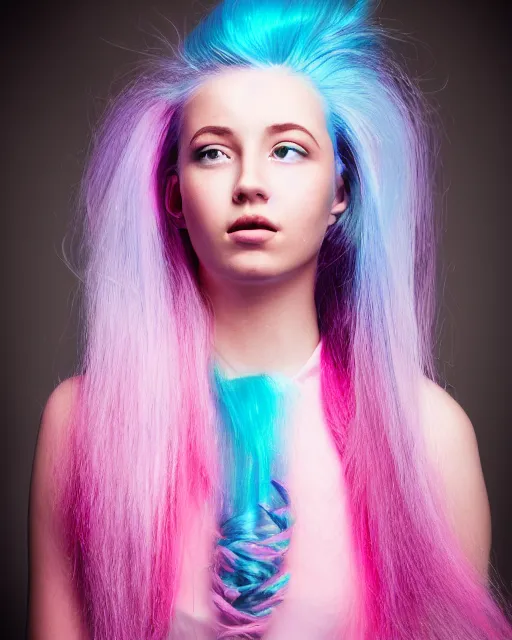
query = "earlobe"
xmin=164 ymin=171 xmax=186 ymax=229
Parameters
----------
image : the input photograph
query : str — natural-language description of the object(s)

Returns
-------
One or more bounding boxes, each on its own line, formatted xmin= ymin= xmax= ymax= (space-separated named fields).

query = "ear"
xmin=164 ymin=171 xmax=187 ymax=229
xmin=327 ymin=173 xmax=349 ymax=227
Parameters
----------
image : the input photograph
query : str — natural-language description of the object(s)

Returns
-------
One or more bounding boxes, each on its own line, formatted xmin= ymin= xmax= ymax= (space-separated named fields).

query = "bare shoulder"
xmin=419 ymin=377 xmax=482 ymax=461
xmin=38 ymin=376 xmax=82 ymax=446
xmin=32 ymin=376 xmax=82 ymax=505
xmin=29 ymin=375 xmax=88 ymax=639
xmin=418 ymin=376 xmax=491 ymax=583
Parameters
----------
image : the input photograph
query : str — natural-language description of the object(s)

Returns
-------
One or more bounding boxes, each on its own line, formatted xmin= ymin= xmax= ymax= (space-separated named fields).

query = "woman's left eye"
xmin=272 ymin=144 xmax=307 ymax=162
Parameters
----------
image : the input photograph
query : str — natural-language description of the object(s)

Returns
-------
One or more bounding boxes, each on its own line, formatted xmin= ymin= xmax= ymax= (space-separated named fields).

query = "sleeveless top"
xmin=170 ymin=340 xmax=362 ymax=639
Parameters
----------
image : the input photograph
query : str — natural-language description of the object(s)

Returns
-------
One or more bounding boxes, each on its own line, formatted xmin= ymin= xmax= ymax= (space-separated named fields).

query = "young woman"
xmin=28 ymin=0 xmax=512 ymax=638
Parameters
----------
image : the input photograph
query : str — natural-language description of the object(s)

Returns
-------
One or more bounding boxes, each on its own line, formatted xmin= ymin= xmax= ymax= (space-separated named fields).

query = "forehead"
xmin=180 ymin=66 xmax=330 ymax=143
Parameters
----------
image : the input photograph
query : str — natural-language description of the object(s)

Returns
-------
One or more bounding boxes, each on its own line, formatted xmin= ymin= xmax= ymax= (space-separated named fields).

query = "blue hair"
xmin=181 ymin=0 xmax=374 ymax=171
xmin=211 ymin=367 xmax=296 ymax=637
xmin=64 ymin=0 xmax=512 ymax=637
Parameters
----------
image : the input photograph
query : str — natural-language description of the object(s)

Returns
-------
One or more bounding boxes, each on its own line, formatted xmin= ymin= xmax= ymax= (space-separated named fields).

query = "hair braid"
xmin=212 ymin=480 xmax=293 ymax=638
xmin=210 ymin=369 xmax=297 ymax=638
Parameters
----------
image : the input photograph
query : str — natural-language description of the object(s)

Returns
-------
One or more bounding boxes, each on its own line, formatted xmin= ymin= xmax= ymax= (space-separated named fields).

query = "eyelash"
xmin=194 ymin=144 xmax=308 ymax=165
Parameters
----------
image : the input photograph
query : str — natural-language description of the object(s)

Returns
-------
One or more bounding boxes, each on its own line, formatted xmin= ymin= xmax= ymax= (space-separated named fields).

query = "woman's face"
xmin=166 ymin=66 xmax=347 ymax=285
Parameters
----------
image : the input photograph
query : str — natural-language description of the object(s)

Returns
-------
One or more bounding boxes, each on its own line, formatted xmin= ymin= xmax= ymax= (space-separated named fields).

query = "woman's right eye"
xmin=194 ymin=147 xmax=230 ymax=164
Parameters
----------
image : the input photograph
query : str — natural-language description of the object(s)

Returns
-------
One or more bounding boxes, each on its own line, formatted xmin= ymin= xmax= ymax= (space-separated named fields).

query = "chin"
xmin=228 ymin=267 xmax=282 ymax=283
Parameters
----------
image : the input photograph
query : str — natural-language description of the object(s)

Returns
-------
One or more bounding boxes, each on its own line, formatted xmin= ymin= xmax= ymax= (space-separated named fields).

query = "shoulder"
xmin=418 ymin=377 xmax=481 ymax=461
xmin=31 ymin=376 xmax=82 ymax=529
xmin=34 ymin=376 xmax=82 ymax=467
xmin=418 ymin=376 xmax=491 ymax=583
xmin=28 ymin=376 xmax=88 ymax=638
xmin=40 ymin=376 xmax=81 ymax=434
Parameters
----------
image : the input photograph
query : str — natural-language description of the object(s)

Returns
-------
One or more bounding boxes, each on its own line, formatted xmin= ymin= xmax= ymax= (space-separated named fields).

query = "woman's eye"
xmin=272 ymin=144 xmax=307 ymax=162
xmin=194 ymin=144 xmax=307 ymax=165
xmin=195 ymin=148 xmax=230 ymax=164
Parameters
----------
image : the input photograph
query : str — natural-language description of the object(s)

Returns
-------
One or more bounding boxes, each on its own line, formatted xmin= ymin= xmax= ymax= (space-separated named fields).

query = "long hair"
xmin=61 ymin=0 xmax=512 ymax=638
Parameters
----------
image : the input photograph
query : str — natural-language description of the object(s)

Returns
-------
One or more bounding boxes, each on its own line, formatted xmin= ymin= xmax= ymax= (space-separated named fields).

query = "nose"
xmin=232 ymin=157 xmax=270 ymax=205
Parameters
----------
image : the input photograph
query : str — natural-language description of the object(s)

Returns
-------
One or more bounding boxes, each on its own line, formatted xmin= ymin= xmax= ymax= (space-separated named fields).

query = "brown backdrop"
xmin=2 ymin=0 xmax=510 ymax=636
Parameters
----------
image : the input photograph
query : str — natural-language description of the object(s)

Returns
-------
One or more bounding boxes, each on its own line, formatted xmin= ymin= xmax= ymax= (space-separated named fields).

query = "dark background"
xmin=2 ymin=0 xmax=510 ymax=636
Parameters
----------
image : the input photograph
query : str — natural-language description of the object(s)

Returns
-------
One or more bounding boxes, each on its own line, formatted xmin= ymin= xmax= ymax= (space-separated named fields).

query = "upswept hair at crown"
xmin=61 ymin=0 xmax=512 ymax=638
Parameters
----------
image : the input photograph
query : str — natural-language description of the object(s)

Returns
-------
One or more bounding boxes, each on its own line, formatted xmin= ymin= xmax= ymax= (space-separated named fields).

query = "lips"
xmin=227 ymin=215 xmax=279 ymax=233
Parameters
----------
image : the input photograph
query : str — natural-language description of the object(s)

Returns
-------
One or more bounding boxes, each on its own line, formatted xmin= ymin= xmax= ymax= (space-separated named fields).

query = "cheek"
xmin=180 ymin=173 xmax=227 ymax=233
xmin=278 ymin=166 xmax=334 ymax=231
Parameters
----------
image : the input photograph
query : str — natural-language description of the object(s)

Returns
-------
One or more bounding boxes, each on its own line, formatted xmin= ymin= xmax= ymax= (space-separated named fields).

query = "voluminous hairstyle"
xmin=61 ymin=0 xmax=512 ymax=638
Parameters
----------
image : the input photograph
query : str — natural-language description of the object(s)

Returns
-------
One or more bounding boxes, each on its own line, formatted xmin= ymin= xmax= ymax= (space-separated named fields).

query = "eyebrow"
xmin=188 ymin=122 xmax=320 ymax=148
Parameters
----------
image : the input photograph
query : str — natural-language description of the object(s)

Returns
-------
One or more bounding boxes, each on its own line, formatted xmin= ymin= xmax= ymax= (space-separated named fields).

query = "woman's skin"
xmin=166 ymin=66 xmax=347 ymax=378
xmin=28 ymin=66 xmax=491 ymax=638
xmin=165 ymin=66 xmax=491 ymax=577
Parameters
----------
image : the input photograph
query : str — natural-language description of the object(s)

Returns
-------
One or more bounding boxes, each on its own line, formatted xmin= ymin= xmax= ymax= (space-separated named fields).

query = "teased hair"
xmin=61 ymin=0 xmax=512 ymax=638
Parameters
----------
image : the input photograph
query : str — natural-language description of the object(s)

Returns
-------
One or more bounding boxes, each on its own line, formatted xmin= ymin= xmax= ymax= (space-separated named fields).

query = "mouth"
xmin=227 ymin=215 xmax=279 ymax=233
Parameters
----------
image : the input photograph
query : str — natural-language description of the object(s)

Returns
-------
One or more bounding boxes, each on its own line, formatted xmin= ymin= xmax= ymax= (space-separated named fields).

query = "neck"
xmin=200 ymin=264 xmax=320 ymax=378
